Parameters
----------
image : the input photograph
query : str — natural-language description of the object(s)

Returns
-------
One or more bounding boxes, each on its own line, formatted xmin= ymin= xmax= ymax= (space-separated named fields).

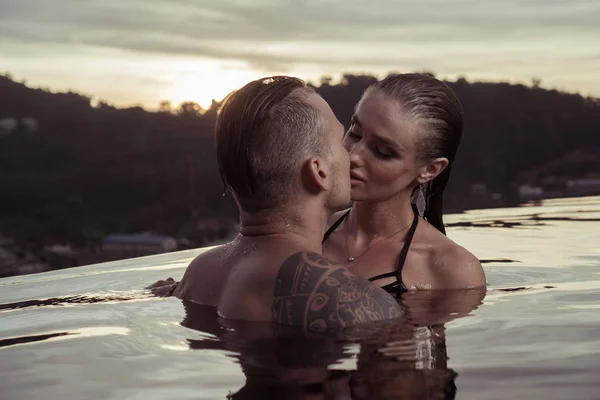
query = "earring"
xmin=415 ymin=184 xmax=426 ymax=218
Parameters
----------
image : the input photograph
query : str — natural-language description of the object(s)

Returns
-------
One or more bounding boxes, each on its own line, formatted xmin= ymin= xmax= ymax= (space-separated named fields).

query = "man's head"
xmin=215 ymin=76 xmax=350 ymax=214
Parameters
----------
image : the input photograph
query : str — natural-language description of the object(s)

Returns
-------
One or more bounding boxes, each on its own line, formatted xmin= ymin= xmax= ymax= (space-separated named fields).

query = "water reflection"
xmin=480 ymin=258 xmax=520 ymax=264
xmin=0 ymin=332 xmax=74 ymax=348
xmin=0 ymin=293 xmax=146 ymax=312
xmin=180 ymin=289 xmax=485 ymax=399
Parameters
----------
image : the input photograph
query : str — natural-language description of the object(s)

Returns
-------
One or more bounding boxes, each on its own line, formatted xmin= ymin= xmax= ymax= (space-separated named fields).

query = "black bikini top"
xmin=322 ymin=204 xmax=420 ymax=293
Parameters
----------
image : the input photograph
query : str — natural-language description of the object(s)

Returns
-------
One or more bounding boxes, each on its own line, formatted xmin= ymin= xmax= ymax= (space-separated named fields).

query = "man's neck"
xmin=238 ymin=203 xmax=328 ymax=255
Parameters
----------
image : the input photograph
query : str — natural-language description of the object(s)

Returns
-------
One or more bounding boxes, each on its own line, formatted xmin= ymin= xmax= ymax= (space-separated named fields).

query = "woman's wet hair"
xmin=368 ymin=73 xmax=464 ymax=235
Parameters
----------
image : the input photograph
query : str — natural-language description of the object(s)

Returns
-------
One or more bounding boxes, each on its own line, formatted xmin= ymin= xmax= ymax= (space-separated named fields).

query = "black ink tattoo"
xmin=271 ymin=252 xmax=402 ymax=332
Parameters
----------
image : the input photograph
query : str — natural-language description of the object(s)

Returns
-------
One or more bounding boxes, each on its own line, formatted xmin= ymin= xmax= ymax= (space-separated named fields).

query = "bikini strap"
xmin=366 ymin=204 xmax=419 ymax=285
xmin=322 ymin=210 xmax=350 ymax=244
xmin=396 ymin=204 xmax=420 ymax=280
xmin=368 ymin=271 xmax=396 ymax=282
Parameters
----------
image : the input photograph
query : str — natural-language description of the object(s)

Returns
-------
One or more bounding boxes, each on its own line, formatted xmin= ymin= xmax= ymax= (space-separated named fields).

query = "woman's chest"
xmin=323 ymin=234 xmax=434 ymax=288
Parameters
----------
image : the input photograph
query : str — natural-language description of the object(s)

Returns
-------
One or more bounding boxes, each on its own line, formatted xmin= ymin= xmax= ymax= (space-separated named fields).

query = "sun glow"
xmin=165 ymin=59 xmax=264 ymax=110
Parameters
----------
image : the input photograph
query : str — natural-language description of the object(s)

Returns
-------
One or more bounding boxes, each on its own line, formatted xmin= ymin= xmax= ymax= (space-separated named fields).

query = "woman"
xmin=322 ymin=73 xmax=486 ymax=292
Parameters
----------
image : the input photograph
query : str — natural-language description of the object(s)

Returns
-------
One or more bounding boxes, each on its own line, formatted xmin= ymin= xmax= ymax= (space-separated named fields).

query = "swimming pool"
xmin=1 ymin=197 xmax=599 ymax=399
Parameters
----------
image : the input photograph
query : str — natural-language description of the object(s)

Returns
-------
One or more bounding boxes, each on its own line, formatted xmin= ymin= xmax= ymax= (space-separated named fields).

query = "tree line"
xmin=1 ymin=72 xmax=599 ymax=251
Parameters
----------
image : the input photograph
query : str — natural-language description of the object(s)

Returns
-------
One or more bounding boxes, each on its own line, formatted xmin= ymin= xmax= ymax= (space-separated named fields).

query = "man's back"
xmin=173 ymin=237 xmax=402 ymax=331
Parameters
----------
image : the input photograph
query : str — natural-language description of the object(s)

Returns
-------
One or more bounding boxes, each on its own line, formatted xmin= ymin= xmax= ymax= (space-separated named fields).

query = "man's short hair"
xmin=215 ymin=76 xmax=328 ymax=212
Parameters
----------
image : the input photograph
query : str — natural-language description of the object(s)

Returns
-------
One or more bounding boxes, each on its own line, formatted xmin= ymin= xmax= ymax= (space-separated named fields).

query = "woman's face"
xmin=344 ymin=89 xmax=423 ymax=203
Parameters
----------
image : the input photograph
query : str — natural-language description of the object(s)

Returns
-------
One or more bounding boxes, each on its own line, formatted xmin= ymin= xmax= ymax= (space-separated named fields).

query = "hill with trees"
xmin=1 ymin=72 xmax=599 ymax=260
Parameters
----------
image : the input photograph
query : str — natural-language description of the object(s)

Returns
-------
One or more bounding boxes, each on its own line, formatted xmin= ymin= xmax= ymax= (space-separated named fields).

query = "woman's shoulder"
xmin=417 ymin=219 xmax=486 ymax=289
xmin=436 ymin=239 xmax=486 ymax=289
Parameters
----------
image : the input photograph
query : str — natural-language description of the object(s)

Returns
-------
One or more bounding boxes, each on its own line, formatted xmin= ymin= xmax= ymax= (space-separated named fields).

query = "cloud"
xmin=1 ymin=0 xmax=598 ymax=104
xmin=1 ymin=0 xmax=598 ymax=68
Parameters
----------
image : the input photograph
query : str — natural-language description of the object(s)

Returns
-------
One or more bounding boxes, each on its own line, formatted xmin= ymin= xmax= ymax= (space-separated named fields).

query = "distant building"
xmin=45 ymin=243 xmax=75 ymax=255
xmin=0 ymin=117 xmax=38 ymax=136
xmin=566 ymin=178 xmax=600 ymax=197
xmin=0 ymin=232 xmax=51 ymax=278
xmin=21 ymin=118 xmax=38 ymax=133
xmin=102 ymin=232 xmax=178 ymax=257
xmin=470 ymin=183 xmax=488 ymax=197
xmin=0 ymin=118 xmax=17 ymax=135
xmin=518 ymin=184 xmax=544 ymax=202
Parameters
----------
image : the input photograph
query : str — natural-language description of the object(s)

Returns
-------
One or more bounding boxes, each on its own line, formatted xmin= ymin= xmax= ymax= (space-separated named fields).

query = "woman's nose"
xmin=347 ymin=142 xmax=364 ymax=167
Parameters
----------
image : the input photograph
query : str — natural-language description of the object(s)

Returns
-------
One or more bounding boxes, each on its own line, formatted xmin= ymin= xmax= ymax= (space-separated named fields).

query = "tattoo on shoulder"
xmin=271 ymin=252 xmax=402 ymax=332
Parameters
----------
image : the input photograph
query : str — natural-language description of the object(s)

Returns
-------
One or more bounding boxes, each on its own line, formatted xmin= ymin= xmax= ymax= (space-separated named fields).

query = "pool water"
xmin=1 ymin=197 xmax=599 ymax=399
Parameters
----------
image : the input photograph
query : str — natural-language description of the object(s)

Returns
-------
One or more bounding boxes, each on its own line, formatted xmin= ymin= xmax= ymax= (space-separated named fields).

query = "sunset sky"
xmin=1 ymin=0 xmax=598 ymax=109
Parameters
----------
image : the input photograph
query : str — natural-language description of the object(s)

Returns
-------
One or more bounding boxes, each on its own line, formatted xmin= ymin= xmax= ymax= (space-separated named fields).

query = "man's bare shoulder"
xmin=270 ymin=251 xmax=403 ymax=332
xmin=188 ymin=245 xmax=229 ymax=272
xmin=172 ymin=244 xmax=231 ymax=299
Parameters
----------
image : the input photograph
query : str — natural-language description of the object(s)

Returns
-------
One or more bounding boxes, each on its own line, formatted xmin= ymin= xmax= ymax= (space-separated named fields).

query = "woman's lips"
xmin=350 ymin=171 xmax=365 ymax=185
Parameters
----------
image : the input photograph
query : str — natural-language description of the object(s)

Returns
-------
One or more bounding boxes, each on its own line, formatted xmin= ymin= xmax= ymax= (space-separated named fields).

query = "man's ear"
xmin=303 ymin=156 xmax=330 ymax=193
xmin=416 ymin=157 xmax=449 ymax=185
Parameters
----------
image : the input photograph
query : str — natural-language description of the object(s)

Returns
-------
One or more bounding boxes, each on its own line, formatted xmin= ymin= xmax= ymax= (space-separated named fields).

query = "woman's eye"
xmin=374 ymin=145 xmax=394 ymax=158
xmin=346 ymin=125 xmax=362 ymax=139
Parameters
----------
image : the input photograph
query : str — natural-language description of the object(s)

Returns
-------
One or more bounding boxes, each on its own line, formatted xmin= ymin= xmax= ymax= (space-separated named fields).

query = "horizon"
xmin=1 ymin=0 xmax=598 ymax=109
xmin=3 ymin=70 xmax=598 ymax=113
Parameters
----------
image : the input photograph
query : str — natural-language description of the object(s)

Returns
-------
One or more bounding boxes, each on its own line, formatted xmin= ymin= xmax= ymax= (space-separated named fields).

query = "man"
xmin=158 ymin=76 xmax=401 ymax=331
